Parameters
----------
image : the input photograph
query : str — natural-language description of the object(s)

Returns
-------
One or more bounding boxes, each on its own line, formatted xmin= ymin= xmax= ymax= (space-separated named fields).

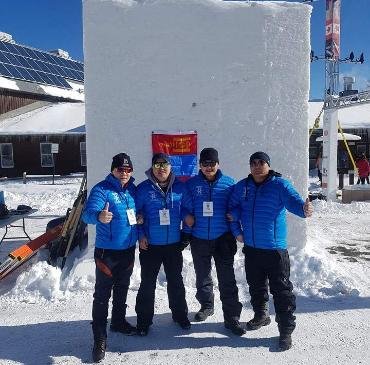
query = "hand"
xmin=136 ymin=214 xmax=144 ymax=225
xmin=98 ymin=202 xmax=113 ymax=224
xmin=184 ymin=214 xmax=195 ymax=227
xmin=139 ymin=236 xmax=149 ymax=250
xmin=236 ymin=234 xmax=244 ymax=243
xmin=180 ymin=231 xmax=192 ymax=251
xmin=226 ymin=213 xmax=234 ymax=222
xmin=303 ymin=198 xmax=313 ymax=218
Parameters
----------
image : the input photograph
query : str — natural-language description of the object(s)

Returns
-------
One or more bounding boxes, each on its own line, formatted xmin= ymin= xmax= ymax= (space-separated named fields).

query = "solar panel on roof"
xmin=0 ymin=40 xmax=84 ymax=90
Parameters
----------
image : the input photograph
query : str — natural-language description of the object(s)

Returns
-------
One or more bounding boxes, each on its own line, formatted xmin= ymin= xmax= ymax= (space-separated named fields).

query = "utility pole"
xmin=322 ymin=0 xmax=341 ymax=201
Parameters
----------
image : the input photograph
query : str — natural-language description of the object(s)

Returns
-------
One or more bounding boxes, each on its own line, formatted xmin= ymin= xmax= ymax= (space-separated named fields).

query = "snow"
xmin=0 ymin=102 xmax=85 ymax=134
xmin=0 ymin=1 xmax=369 ymax=364
xmin=83 ymin=0 xmax=311 ymax=250
xmin=1 ymin=176 xmax=370 ymax=364
xmin=309 ymin=100 xmax=370 ymax=129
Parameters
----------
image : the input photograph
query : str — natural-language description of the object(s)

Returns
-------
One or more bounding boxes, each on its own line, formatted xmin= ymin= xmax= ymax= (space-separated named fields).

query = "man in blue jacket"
xmin=182 ymin=148 xmax=244 ymax=336
xmin=228 ymin=151 xmax=313 ymax=351
xmin=82 ymin=153 xmax=138 ymax=363
xmin=135 ymin=153 xmax=190 ymax=336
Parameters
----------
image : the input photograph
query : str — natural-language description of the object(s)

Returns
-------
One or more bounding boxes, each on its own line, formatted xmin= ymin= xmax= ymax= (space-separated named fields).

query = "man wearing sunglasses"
xmin=182 ymin=147 xmax=244 ymax=336
xmin=228 ymin=151 xmax=313 ymax=351
xmin=135 ymin=153 xmax=190 ymax=336
xmin=82 ymin=153 xmax=138 ymax=362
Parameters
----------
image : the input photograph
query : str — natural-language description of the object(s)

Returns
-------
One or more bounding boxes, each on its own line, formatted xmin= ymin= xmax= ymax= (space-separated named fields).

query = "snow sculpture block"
xmin=83 ymin=0 xmax=311 ymax=249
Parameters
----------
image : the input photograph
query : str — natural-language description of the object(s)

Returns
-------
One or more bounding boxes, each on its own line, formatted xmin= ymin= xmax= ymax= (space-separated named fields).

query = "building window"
xmin=80 ymin=142 xmax=86 ymax=166
xmin=40 ymin=143 xmax=54 ymax=167
xmin=0 ymin=143 xmax=14 ymax=168
xmin=356 ymin=144 xmax=366 ymax=157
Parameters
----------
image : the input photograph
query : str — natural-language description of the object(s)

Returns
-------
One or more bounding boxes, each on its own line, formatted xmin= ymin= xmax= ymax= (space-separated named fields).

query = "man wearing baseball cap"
xmin=82 ymin=152 xmax=138 ymax=362
xmin=228 ymin=151 xmax=313 ymax=351
xmin=182 ymin=147 xmax=243 ymax=336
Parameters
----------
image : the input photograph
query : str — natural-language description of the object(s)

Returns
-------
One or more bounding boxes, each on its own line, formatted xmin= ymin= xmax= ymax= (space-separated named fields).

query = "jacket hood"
xmin=145 ymin=168 xmax=176 ymax=194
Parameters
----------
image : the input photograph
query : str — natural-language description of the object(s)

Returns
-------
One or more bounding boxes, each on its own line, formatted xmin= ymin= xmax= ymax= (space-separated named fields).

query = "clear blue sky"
xmin=0 ymin=0 xmax=369 ymax=100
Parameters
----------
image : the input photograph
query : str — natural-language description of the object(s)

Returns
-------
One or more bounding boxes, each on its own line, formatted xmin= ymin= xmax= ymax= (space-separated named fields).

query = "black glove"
xmin=180 ymin=231 xmax=192 ymax=251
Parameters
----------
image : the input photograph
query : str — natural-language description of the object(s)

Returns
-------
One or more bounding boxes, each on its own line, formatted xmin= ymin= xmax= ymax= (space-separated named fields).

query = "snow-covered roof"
xmin=0 ymin=102 xmax=85 ymax=134
xmin=309 ymin=100 xmax=370 ymax=129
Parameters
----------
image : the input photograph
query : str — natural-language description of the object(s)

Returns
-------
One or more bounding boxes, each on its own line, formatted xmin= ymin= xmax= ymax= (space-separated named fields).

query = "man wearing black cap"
xmin=182 ymin=147 xmax=244 ymax=336
xmin=82 ymin=153 xmax=139 ymax=362
xmin=228 ymin=151 xmax=313 ymax=351
xmin=135 ymin=153 xmax=190 ymax=336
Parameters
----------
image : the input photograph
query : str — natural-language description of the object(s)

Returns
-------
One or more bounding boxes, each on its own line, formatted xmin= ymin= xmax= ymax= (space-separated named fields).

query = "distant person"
xmin=135 ymin=153 xmax=190 ymax=336
xmin=338 ymin=149 xmax=349 ymax=170
xmin=82 ymin=153 xmax=138 ymax=363
xmin=356 ymin=153 xmax=370 ymax=185
xmin=182 ymin=148 xmax=244 ymax=336
xmin=228 ymin=151 xmax=313 ymax=351
xmin=315 ymin=153 xmax=322 ymax=186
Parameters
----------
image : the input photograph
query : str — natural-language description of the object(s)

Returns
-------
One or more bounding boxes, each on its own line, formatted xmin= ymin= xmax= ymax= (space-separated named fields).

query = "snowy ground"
xmin=0 ymin=176 xmax=369 ymax=365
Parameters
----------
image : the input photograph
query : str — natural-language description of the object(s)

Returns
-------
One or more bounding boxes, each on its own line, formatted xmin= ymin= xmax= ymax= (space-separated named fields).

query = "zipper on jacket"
xmin=163 ymin=196 xmax=169 ymax=244
xmin=252 ymin=186 xmax=259 ymax=248
xmin=208 ymin=181 xmax=213 ymax=240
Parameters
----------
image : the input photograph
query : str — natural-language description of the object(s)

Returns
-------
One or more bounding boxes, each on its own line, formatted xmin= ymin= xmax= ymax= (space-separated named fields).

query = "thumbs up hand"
xmin=303 ymin=197 xmax=313 ymax=218
xmin=99 ymin=202 xmax=113 ymax=224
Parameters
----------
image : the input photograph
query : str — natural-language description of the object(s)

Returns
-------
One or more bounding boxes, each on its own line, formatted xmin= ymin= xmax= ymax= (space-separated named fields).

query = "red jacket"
xmin=356 ymin=159 xmax=370 ymax=178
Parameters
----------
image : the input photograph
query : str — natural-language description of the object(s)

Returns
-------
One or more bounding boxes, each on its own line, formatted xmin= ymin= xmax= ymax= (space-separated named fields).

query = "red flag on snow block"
xmin=152 ymin=131 xmax=197 ymax=180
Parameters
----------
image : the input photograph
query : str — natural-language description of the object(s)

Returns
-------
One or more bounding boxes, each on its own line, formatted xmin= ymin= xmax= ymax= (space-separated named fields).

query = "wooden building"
xmin=0 ymin=102 xmax=85 ymax=178
xmin=0 ymin=33 xmax=85 ymax=178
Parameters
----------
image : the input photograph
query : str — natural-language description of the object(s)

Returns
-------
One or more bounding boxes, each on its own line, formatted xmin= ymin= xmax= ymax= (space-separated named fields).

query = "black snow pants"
xmin=190 ymin=231 xmax=242 ymax=321
xmin=243 ymin=245 xmax=296 ymax=334
xmin=92 ymin=246 xmax=135 ymax=340
xmin=135 ymin=243 xmax=188 ymax=328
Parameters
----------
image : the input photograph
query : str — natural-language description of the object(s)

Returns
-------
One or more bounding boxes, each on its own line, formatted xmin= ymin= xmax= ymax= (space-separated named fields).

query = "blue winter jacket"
xmin=82 ymin=174 xmax=138 ymax=250
xmin=228 ymin=171 xmax=305 ymax=250
xmin=136 ymin=170 xmax=185 ymax=245
xmin=182 ymin=170 xmax=234 ymax=240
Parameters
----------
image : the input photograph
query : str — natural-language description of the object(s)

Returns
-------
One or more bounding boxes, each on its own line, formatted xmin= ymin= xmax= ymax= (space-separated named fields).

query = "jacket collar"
xmin=105 ymin=173 xmax=134 ymax=191
xmin=248 ymin=170 xmax=281 ymax=186
xmin=198 ymin=169 xmax=222 ymax=183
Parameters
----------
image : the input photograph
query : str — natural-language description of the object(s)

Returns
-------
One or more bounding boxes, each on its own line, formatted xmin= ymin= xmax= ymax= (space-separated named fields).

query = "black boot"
xmin=246 ymin=312 xmax=271 ymax=330
xmin=92 ymin=338 xmax=106 ymax=363
xmin=136 ymin=326 xmax=150 ymax=336
xmin=173 ymin=316 xmax=191 ymax=330
xmin=279 ymin=333 xmax=292 ymax=351
xmin=194 ymin=307 xmax=214 ymax=322
xmin=110 ymin=319 xmax=137 ymax=335
xmin=224 ymin=318 xmax=246 ymax=336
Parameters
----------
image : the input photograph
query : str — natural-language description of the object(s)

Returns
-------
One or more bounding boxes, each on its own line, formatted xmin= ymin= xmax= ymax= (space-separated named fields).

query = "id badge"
xmin=126 ymin=209 xmax=137 ymax=225
xmin=159 ymin=209 xmax=170 ymax=225
xmin=203 ymin=201 xmax=214 ymax=216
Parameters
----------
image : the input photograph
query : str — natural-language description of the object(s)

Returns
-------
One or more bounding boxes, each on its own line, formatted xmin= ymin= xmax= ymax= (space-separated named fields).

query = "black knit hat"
xmin=111 ymin=153 xmax=133 ymax=171
xmin=200 ymin=148 xmax=219 ymax=163
xmin=249 ymin=151 xmax=271 ymax=166
xmin=152 ymin=153 xmax=171 ymax=165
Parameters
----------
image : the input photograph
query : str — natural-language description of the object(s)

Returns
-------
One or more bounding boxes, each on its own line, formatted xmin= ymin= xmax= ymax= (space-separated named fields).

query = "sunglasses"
xmin=250 ymin=159 xmax=267 ymax=167
xmin=116 ymin=167 xmax=132 ymax=173
xmin=153 ymin=162 xmax=170 ymax=169
xmin=201 ymin=161 xmax=217 ymax=168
